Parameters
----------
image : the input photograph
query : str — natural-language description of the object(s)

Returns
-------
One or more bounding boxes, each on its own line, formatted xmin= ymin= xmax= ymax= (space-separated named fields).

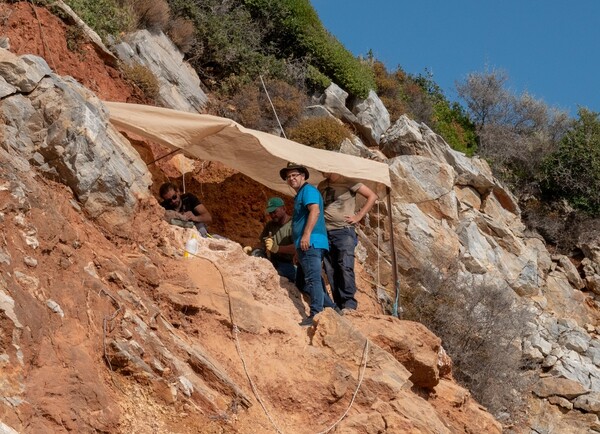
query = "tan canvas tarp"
xmin=105 ymin=102 xmax=391 ymax=197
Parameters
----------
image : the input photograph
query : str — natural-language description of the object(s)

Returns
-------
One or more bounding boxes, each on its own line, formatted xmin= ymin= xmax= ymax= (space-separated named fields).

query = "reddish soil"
xmin=0 ymin=1 xmax=143 ymax=102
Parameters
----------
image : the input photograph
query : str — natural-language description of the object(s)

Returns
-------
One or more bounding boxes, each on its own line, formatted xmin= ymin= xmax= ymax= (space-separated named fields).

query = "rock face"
xmin=373 ymin=113 xmax=600 ymax=433
xmin=313 ymin=83 xmax=391 ymax=147
xmin=113 ymin=30 xmax=208 ymax=113
xmin=0 ymin=49 xmax=151 ymax=229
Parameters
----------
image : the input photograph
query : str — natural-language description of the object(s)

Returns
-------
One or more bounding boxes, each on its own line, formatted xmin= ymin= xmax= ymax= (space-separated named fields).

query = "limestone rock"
xmin=532 ymin=376 xmax=588 ymax=399
xmin=548 ymin=395 xmax=574 ymax=410
xmin=389 ymin=156 xmax=457 ymax=222
xmin=351 ymin=315 xmax=445 ymax=389
xmin=339 ymin=136 xmax=381 ymax=160
xmin=350 ymin=90 xmax=390 ymax=146
xmin=0 ymin=51 xmax=152 ymax=229
xmin=455 ymin=185 xmax=482 ymax=211
xmin=0 ymin=49 xmax=49 ymax=92
xmin=319 ymin=82 xmax=358 ymax=124
xmin=113 ymin=30 xmax=208 ymax=113
xmin=581 ymin=239 xmax=600 ymax=268
xmin=544 ymin=272 xmax=596 ymax=325
xmin=556 ymin=255 xmax=585 ymax=290
xmin=574 ymin=392 xmax=600 ymax=414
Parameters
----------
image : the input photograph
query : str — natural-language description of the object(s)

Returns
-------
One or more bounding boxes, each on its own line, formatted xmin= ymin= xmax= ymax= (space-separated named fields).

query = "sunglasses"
xmin=164 ymin=192 xmax=178 ymax=202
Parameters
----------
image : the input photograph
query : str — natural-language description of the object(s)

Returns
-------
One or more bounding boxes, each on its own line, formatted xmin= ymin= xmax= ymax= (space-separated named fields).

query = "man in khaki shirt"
xmin=318 ymin=173 xmax=377 ymax=312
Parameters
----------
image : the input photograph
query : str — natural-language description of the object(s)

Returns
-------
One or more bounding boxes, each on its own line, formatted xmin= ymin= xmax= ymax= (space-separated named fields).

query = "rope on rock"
xmin=184 ymin=249 xmax=370 ymax=434
xmin=316 ymin=339 xmax=370 ymax=434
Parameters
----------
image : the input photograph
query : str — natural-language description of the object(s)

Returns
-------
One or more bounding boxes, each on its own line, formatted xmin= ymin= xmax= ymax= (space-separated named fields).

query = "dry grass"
xmin=402 ymin=264 xmax=534 ymax=423
xmin=122 ymin=62 xmax=160 ymax=100
xmin=167 ymin=17 xmax=195 ymax=54
xmin=127 ymin=0 xmax=170 ymax=32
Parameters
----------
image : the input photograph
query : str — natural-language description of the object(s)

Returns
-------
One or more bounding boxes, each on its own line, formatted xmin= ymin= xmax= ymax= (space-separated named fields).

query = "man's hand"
xmin=265 ymin=237 xmax=279 ymax=253
xmin=182 ymin=211 xmax=196 ymax=221
xmin=243 ymin=246 xmax=252 ymax=255
xmin=344 ymin=214 xmax=362 ymax=225
xmin=300 ymin=234 xmax=311 ymax=251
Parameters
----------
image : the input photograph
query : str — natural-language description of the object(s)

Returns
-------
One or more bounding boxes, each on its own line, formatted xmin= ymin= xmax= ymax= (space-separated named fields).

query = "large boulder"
xmin=318 ymin=82 xmax=359 ymax=124
xmin=113 ymin=30 xmax=208 ymax=113
xmin=350 ymin=90 xmax=391 ymax=146
xmin=350 ymin=315 xmax=447 ymax=389
xmin=0 ymin=49 xmax=151 ymax=229
xmin=381 ymin=115 xmax=519 ymax=213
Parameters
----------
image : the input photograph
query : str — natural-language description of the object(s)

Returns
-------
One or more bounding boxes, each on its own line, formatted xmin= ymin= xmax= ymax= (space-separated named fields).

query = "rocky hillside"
xmin=2 ymin=2 xmax=600 ymax=433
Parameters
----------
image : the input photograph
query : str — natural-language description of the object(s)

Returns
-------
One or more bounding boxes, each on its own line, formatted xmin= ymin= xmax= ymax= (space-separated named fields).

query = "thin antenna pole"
xmin=386 ymin=187 xmax=400 ymax=317
xmin=259 ymin=75 xmax=287 ymax=139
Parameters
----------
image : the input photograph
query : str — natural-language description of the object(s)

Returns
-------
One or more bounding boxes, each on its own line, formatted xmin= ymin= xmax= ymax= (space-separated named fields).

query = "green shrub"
xmin=63 ymin=0 xmax=135 ymax=39
xmin=122 ymin=63 xmax=160 ymax=100
xmin=167 ymin=0 xmax=268 ymax=85
xmin=65 ymin=25 xmax=85 ymax=54
xmin=432 ymin=101 xmax=478 ymax=156
xmin=288 ymin=117 xmax=351 ymax=150
xmin=242 ymin=0 xmax=376 ymax=98
xmin=305 ymin=64 xmax=331 ymax=93
xmin=540 ymin=108 xmax=600 ymax=215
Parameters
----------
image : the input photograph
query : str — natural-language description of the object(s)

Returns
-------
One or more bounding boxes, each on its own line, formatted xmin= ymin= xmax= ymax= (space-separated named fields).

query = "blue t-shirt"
xmin=292 ymin=183 xmax=329 ymax=250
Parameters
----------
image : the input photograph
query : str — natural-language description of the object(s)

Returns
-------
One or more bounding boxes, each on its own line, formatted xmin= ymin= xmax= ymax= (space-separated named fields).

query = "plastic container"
xmin=184 ymin=236 xmax=198 ymax=258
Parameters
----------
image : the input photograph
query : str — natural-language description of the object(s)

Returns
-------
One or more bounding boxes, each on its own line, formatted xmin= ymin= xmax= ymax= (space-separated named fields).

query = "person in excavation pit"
xmin=244 ymin=197 xmax=297 ymax=283
xmin=158 ymin=182 xmax=213 ymax=237
xmin=279 ymin=162 xmax=338 ymax=327
xmin=318 ymin=172 xmax=377 ymax=313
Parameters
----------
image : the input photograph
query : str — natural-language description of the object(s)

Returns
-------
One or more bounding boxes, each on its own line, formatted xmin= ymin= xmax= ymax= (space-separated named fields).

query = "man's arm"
xmin=345 ymin=185 xmax=377 ymax=225
xmin=300 ymin=203 xmax=320 ymax=251
xmin=183 ymin=204 xmax=212 ymax=224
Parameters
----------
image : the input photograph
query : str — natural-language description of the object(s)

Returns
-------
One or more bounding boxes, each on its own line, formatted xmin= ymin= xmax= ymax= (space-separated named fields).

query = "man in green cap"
xmin=254 ymin=197 xmax=297 ymax=282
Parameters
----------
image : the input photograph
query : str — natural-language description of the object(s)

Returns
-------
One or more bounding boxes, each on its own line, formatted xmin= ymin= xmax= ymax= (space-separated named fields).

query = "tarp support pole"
xmin=146 ymin=148 xmax=181 ymax=166
xmin=386 ymin=187 xmax=400 ymax=317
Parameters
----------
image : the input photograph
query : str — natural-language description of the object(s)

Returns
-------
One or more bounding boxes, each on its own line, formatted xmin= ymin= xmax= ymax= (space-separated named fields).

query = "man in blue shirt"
xmin=279 ymin=162 xmax=331 ymax=326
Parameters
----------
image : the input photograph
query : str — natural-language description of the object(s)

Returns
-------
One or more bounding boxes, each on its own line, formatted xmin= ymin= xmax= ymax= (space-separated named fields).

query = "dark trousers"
xmin=323 ymin=227 xmax=358 ymax=310
xmin=296 ymin=247 xmax=336 ymax=316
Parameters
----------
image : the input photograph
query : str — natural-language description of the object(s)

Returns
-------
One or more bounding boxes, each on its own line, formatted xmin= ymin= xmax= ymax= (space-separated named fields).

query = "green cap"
xmin=266 ymin=197 xmax=284 ymax=213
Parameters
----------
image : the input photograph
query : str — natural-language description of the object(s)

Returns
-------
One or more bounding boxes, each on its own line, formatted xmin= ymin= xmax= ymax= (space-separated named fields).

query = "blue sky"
xmin=311 ymin=0 xmax=600 ymax=117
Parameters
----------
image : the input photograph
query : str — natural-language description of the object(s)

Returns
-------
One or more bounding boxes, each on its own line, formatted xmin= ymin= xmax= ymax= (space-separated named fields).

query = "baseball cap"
xmin=266 ymin=197 xmax=285 ymax=213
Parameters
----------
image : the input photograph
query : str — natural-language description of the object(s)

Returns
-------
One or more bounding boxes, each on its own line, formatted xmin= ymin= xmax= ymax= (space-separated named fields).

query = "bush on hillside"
xmin=225 ymin=78 xmax=307 ymax=133
xmin=167 ymin=17 xmax=196 ymax=53
xmin=403 ymin=265 xmax=532 ymax=421
xmin=373 ymin=61 xmax=477 ymax=155
xmin=128 ymin=0 xmax=170 ymax=33
xmin=457 ymin=69 xmax=571 ymax=189
xmin=288 ymin=117 xmax=352 ymax=150
xmin=540 ymin=108 xmax=600 ymax=214
xmin=242 ymin=0 xmax=375 ymax=98
xmin=122 ymin=62 xmax=160 ymax=100
xmin=372 ymin=61 xmax=409 ymax=121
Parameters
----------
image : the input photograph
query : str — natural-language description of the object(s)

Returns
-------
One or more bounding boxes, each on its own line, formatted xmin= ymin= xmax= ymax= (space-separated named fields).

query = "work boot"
xmin=299 ymin=316 xmax=314 ymax=327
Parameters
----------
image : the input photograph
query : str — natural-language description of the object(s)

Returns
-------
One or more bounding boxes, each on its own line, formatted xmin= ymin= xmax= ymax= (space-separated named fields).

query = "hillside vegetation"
xmin=60 ymin=0 xmax=600 ymax=234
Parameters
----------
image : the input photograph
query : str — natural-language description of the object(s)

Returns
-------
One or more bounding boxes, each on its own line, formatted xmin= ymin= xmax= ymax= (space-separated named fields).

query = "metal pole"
xmin=386 ymin=187 xmax=400 ymax=317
